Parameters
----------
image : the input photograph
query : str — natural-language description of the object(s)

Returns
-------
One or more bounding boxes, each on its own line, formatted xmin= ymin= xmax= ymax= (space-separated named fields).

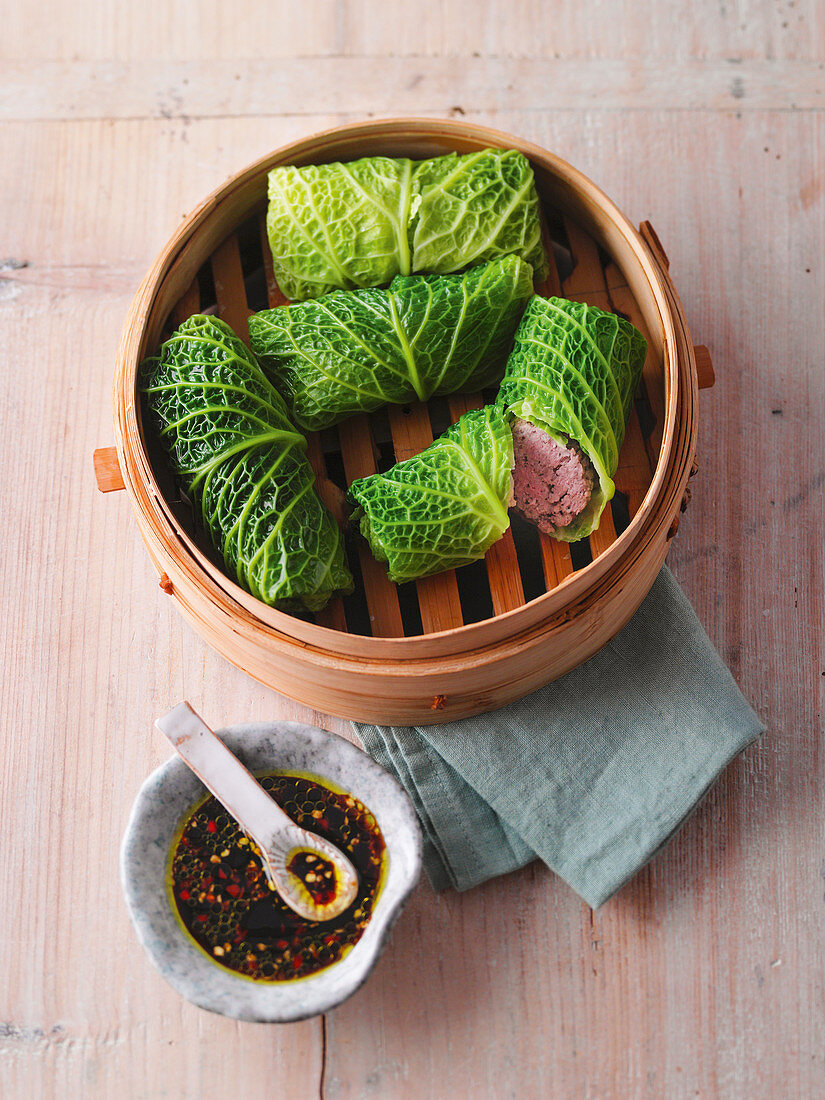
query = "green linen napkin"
xmin=354 ymin=567 xmax=764 ymax=908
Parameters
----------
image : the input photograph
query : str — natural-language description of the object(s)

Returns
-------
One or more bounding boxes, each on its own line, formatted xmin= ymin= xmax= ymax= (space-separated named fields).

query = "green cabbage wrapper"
xmin=248 ymin=256 xmax=534 ymax=432
xmin=347 ymin=405 xmax=513 ymax=584
xmin=497 ymin=296 xmax=647 ymax=541
xmin=140 ymin=315 xmax=353 ymax=613
xmin=266 ymin=148 xmax=548 ymax=300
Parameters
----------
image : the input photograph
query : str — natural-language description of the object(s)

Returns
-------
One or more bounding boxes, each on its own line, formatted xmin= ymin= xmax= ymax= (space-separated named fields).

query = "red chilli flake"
xmin=207 ymin=820 xmax=217 ymax=833
xmin=226 ymin=884 xmax=242 ymax=898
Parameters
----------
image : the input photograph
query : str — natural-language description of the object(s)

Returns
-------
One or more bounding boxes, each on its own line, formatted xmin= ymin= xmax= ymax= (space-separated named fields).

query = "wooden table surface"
xmin=2 ymin=2 xmax=823 ymax=1097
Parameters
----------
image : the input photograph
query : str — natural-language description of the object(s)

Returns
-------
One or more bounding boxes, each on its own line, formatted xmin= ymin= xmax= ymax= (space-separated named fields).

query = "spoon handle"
xmin=155 ymin=702 xmax=294 ymax=846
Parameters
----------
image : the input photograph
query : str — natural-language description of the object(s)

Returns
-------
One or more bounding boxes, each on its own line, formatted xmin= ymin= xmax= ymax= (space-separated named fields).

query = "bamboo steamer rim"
xmin=114 ymin=117 xmax=682 ymax=661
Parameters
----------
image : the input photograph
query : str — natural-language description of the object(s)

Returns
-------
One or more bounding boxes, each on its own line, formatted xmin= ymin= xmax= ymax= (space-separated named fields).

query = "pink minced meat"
xmin=510 ymin=418 xmax=596 ymax=535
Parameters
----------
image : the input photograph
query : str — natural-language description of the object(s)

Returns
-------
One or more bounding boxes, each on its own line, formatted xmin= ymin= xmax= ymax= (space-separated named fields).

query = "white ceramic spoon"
xmin=155 ymin=702 xmax=359 ymax=922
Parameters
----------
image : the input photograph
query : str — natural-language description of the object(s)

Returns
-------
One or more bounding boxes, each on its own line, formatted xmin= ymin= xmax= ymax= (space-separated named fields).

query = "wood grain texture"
xmin=93 ymin=446 xmax=125 ymax=492
xmin=2 ymin=0 xmax=824 ymax=62
xmin=1 ymin=3 xmax=823 ymax=1098
xmin=2 ymin=57 xmax=824 ymax=119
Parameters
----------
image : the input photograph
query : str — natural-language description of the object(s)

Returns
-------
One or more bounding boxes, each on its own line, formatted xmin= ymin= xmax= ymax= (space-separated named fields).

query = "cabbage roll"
xmin=141 ymin=315 xmax=353 ymax=613
xmin=498 ymin=296 xmax=647 ymax=541
xmin=248 ymin=256 xmax=533 ymax=431
xmin=347 ymin=405 xmax=513 ymax=584
xmin=266 ymin=148 xmax=548 ymax=300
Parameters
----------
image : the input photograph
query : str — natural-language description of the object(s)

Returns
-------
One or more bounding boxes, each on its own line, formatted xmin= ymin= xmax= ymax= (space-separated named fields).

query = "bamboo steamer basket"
xmin=95 ymin=118 xmax=714 ymax=725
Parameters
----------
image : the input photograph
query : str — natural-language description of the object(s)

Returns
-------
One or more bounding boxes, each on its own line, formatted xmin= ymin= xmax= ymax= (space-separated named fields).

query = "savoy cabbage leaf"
xmin=410 ymin=149 xmax=547 ymax=280
xmin=248 ymin=256 xmax=533 ymax=431
xmin=497 ymin=296 xmax=647 ymax=541
xmin=347 ymin=405 xmax=513 ymax=584
xmin=266 ymin=148 xmax=548 ymax=300
xmin=266 ymin=157 xmax=414 ymax=302
xmin=141 ymin=314 xmax=353 ymax=613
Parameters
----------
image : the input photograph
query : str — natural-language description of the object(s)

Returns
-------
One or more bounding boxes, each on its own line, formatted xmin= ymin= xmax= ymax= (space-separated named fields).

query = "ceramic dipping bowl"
xmin=121 ymin=721 xmax=422 ymax=1022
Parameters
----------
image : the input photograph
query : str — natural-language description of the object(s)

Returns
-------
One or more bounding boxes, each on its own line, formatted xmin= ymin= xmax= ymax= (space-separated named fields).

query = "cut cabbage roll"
xmin=248 ymin=256 xmax=533 ymax=432
xmin=347 ymin=405 xmax=513 ymax=584
xmin=266 ymin=148 xmax=548 ymax=300
xmin=141 ymin=315 xmax=353 ymax=613
xmin=498 ymin=296 xmax=647 ymax=541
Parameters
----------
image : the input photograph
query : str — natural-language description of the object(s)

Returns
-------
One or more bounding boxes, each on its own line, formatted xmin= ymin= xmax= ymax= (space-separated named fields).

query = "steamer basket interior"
xmin=140 ymin=158 xmax=667 ymax=641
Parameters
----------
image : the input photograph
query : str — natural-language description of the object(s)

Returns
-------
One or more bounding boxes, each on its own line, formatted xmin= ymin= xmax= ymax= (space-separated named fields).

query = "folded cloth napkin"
xmin=354 ymin=567 xmax=764 ymax=908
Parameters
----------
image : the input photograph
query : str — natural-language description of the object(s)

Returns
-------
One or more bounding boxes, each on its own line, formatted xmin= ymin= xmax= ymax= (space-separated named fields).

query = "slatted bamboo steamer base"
xmin=97 ymin=118 xmax=713 ymax=725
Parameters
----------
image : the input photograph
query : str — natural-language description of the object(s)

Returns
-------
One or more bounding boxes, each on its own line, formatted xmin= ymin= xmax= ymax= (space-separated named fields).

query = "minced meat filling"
xmin=510 ymin=418 xmax=596 ymax=535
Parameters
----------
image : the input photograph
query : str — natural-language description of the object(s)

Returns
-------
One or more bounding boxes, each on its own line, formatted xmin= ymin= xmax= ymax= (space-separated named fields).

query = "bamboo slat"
xmin=588 ymin=505 xmax=619 ymax=558
xmin=172 ymin=279 xmax=200 ymax=326
xmin=535 ymin=209 xmax=563 ymax=298
xmin=561 ymin=217 xmax=623 ymax=559
xmin=483 ymin=527 xmax=527 ymax=616
xmin=254 ymin=219 xmax=347 ymax=631
xmin=447 ymin=393 xmax=527 ymax=614
xmin=615 ymin=405 xmax=655 ymax=518
xmin=387 ymin=403 xmax=464 ymax=633
xmin=530 ymin=224 xmax=582 ymax=590
xmin=539 ymin=535 xmax=574 ymax=590
xmin=562 ymin=214 xmax=613 ymax=306
xmin=445 ymin=393 xmax=484 ymax=418
xmin=258 ymin=212 xmax=289 ymax=307
xmin=561 ymin=216 xmax=658 ymax=552
xmin=337 ymin=415 xmax=405 ymax=637
xmin=604 ymin=261 xmax=667 ymax=470
xmin=533 ymin=229 xmax=579 ymax=590
xmin=211 ymin=233 xmax=252 ymax=341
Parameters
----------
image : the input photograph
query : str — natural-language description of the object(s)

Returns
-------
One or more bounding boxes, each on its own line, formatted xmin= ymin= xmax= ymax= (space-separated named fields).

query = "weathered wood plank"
xmin=1 ymin=41 xmax=824 ymax=1100
xmin=1 ymin=57 xmax=824 ymax=120
xmin=3 ymin=0 xmax=823 ymax=67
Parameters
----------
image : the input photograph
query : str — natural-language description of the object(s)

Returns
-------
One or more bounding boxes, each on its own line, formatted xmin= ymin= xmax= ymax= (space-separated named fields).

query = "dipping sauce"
xmin=286 ymin=849 xmax=338 ymax=908
xmin=169 ymin=773 xmax=386 ymax=981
